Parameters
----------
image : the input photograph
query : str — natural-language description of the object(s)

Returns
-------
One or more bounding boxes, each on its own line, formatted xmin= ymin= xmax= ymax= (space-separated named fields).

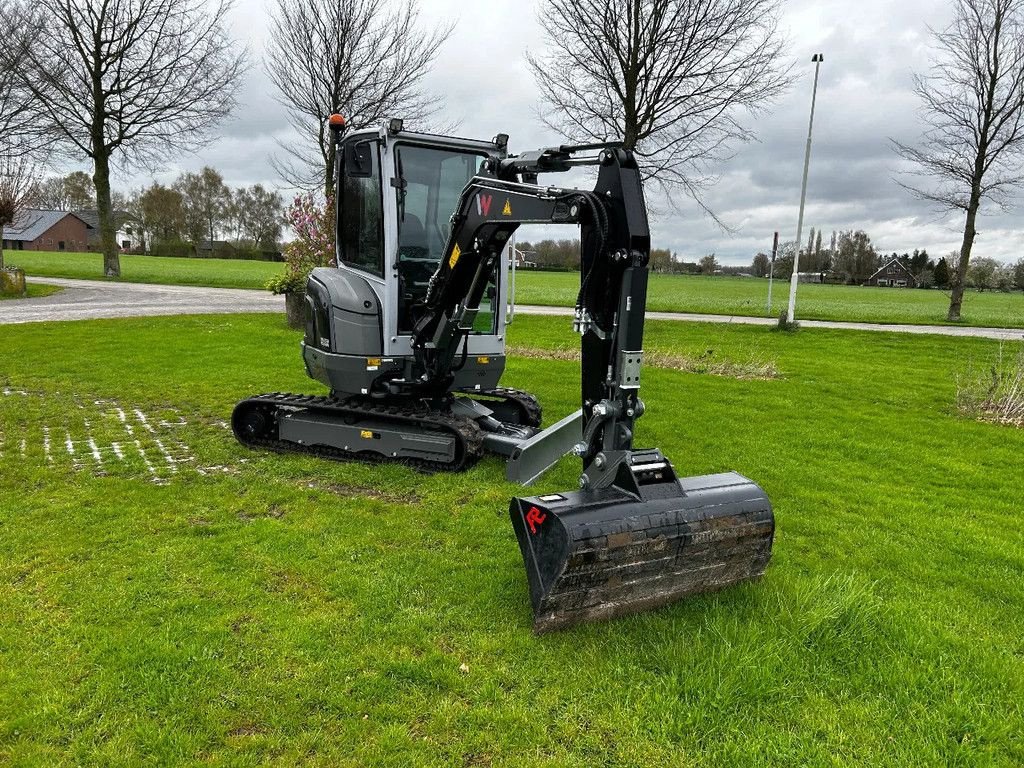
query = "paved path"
xmin=515 ymin=304 xmax=1024 ymax=341
xmin=4 ymin=276 xmax=1023 ymax=341
xmin=1 ymin=277 xmax=282 ymax=324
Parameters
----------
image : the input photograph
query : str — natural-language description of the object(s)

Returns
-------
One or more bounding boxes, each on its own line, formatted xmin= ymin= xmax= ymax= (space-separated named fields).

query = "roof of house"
xmin=1 ymin=209 xmax=93 ymax=242
xmin=76 ymin=209 xmax=133 ymax=231
xmin=867 ymin=258 xmax=915 ymax=281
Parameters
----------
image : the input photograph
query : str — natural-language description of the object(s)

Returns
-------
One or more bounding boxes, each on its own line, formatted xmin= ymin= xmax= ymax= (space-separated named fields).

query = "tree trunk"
xmin=0 ymin=242 xmax=5 ymax=271
xmin=93 ymin=150 xmax=121 ymax=277
xmin=948 ymin=200 xmax=980 ymax=322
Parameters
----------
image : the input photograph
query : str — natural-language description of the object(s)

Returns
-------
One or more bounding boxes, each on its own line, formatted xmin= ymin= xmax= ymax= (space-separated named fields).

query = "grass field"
xmin=12 ymin=249 xmax=1024 ymax=327
xmin=2 ymin=314 xmax=1022 ymax=765
xmin=8 ymin=250 xmax=282 ymax=290
xmin=514 ymin=270 xmax=1024 ymax=328
xmin=0 ymin=283 xmax=62 ymax=301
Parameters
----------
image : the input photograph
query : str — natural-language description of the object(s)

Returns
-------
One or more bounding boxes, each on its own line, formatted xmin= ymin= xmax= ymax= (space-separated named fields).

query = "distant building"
xmin=1 ymin=209 xmax=94 ymax=252
xmin=76 ymin=210 xmax=141 ymax=251
xmin=512 ymin=247 xmax=537 ymax=268
xmin=865 ymin=258 xmax=917 ymax=288
xmin=797 ymin=270 xmax=843 ymax=284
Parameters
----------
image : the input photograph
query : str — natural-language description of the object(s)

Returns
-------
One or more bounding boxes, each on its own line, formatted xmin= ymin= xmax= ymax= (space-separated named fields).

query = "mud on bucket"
xmin=509 ymin=468 xmax=775 ymax=634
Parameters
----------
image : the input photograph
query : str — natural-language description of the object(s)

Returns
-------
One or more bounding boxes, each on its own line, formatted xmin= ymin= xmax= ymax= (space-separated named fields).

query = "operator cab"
xmin=303 ymin=120 xmax=512 ymax=396
xmin=338 ymin=122 xmax=508 ymax=348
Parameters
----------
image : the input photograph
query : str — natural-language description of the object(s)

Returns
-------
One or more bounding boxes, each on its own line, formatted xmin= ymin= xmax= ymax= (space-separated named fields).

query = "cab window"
xmin=338 ymin=139 xmax=384 ymax=276
xmin=394 ymin=144 xmax=489 ymax=333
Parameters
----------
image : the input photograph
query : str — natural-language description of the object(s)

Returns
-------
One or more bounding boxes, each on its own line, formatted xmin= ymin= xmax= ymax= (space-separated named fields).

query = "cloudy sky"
xmin=100 ymin=0 xmax=1023 ymax=265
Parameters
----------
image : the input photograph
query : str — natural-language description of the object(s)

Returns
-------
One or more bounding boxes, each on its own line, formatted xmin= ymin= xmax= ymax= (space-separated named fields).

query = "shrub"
xmin=150 ymin=239 xmax=194 ymax=258
xmin=774 ymin=310 xmax=800 ymax=332
xmin=266 ymin=194 xmax=335 ymax=295
xmin=956 ymin=344 xmax=1024 ymax=428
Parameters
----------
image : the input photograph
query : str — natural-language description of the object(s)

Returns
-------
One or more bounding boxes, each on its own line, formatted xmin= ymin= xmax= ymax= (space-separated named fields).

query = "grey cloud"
xmin=89 ymin=0 xmax=1021 ymax=266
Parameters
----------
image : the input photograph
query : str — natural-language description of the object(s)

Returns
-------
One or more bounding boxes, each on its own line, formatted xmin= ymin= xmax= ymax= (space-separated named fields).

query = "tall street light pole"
xmin=787 ymin=53 xmax=824 ymax=325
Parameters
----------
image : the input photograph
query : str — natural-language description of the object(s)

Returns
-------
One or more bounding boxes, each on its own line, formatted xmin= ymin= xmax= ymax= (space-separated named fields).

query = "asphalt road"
xmin=4 ymin=276 xmax=1024 ymax=341
xmin=2 ymin=277 xmax=283 ymax=324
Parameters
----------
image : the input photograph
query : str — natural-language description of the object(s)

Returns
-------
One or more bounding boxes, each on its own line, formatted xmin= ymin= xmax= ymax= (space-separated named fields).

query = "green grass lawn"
xmin=0 ymin=283 xmax=63 ymax=301
xmin=12 ymin=250 xmax=1024 ymax=327
xmin=2 ymin=315 xmax=1023 ymax=766
xmin=8 ymin=250 xmax=283 ymax=290
xmin=514 ymin=270 xmax=1024 ymax=328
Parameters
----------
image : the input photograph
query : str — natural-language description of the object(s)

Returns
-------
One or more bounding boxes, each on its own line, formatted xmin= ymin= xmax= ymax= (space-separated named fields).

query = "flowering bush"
xmin=266 ymin=193 xmax=336 ymax=294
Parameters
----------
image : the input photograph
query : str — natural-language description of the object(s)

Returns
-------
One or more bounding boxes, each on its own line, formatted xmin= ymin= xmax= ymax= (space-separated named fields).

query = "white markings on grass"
xmin=134 ymin=408 xmax=156 ymax=434
xmin=114 ymin=407 xmax=134 ymax=436
xmin=133 ymin=439 xmax=160 ymax=482
xmin=152 ymin=438 xmax=178 ymax=473
xmin=83 ymin=419 xmax=104 ymax=466
xmin=2 ymin=388 xmax=206 ymax=483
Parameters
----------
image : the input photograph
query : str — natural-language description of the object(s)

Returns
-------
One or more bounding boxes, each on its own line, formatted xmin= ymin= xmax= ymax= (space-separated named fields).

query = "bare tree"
xmin=0 ymin=157 xmax=39 ymax=271
xmin=894 ymin=0 xmax=1024 ymax=321
xmin=266 ymin=0 xmax=452 ymax=194
xmin=174 ymin=168 xmax=232 ymax=249
xmin=0 ymin=2 xmax=44 ymax=161
xmin=17 ymin=0 xmax=245 ymax=277
xmin=529 ymin=0 xmax=790 ymax=219
xmin=138 ymin=183 xmax=186 ymax=245
xmin=0 ymin=2 xmax=43 ymax=271
xmin=236 ymin=185 xmax=285 ymax=249
xmin=35 ymin=171 xmax=96 ymax=211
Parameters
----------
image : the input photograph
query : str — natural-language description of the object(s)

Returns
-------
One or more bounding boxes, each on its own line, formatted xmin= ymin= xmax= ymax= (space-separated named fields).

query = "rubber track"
xmin=461 ymin=387 xmax=542 ymax=428
xmin=233 ymin=392 xmax=485 ymax=472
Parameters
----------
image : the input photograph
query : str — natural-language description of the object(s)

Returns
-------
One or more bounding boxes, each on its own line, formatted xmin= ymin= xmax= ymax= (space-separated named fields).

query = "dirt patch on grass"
xmin=300 ymin=480 xmax=423 ymax=505
xmin=508 ymin=345 xmax=780 ymax=380
xmin=237 ymin=504 xmax=286 ymax=522
xmin=957 ymin=344 xmax=1024 ymax=428
xmin=227 ymin=722 xmax=266 ymax=738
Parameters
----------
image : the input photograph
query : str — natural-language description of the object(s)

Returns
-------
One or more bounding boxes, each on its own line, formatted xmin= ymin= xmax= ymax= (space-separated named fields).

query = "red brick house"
xmin=865 ymin=258 xmax=917 ymax=288
xmin=1 ymin=209 xmax=95 ymax=252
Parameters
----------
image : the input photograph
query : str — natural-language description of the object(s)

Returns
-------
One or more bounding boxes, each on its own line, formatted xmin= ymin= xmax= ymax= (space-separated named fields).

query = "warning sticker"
xmin=502 ymin=199 xmax=512 ymax=216
xmin=449 ymin=243 xmax=461 ymax=269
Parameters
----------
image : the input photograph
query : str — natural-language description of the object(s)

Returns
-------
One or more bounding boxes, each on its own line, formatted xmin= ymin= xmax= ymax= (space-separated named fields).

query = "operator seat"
xmin=397 ymin=213 xmax=439 ymax=332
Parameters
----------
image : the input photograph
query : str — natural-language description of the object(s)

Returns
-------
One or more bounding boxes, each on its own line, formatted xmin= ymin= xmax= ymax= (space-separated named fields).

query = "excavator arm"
xmin=409 ymin=143 xmax=773 ymax=633
xmin=411 ymin=144 xmax=653 ymax=480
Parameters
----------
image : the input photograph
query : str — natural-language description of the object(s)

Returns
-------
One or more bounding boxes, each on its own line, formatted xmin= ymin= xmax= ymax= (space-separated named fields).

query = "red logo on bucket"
xmin=525 ymin=506 xmax=547 ymax=534
xmin=476 ymin=193 xmax=493 ymax=216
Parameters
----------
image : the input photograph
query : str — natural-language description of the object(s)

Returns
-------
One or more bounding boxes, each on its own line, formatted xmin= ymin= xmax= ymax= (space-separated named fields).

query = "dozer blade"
xmin=509 ymin=467 xmax=774 ymax=633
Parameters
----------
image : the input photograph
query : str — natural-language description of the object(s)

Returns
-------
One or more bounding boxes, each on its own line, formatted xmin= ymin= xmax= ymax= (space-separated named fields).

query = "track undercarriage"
xmin=232 ymin=387 xmax=542 ymax=472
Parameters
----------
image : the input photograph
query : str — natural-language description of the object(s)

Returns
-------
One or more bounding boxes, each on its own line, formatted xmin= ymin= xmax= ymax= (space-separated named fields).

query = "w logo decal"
xmin=476 ymin=193 xmax=493 ymax=216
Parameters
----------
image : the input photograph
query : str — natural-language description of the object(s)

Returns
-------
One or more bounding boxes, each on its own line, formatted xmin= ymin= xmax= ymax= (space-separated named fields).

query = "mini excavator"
xmin=234 ymin=117 xmax=774 ymax=632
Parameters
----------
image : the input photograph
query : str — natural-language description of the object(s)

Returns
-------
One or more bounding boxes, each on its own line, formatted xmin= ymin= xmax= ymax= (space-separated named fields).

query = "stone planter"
xmin=285 ymin=291 xmax=306 ymax=330
xmin=0 ymin=268 xmax=26 ymax=298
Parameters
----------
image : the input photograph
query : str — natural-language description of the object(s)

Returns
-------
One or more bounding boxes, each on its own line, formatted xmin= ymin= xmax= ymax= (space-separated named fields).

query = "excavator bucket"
xmin=509 ymin=462 xmax=774 ymax=633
